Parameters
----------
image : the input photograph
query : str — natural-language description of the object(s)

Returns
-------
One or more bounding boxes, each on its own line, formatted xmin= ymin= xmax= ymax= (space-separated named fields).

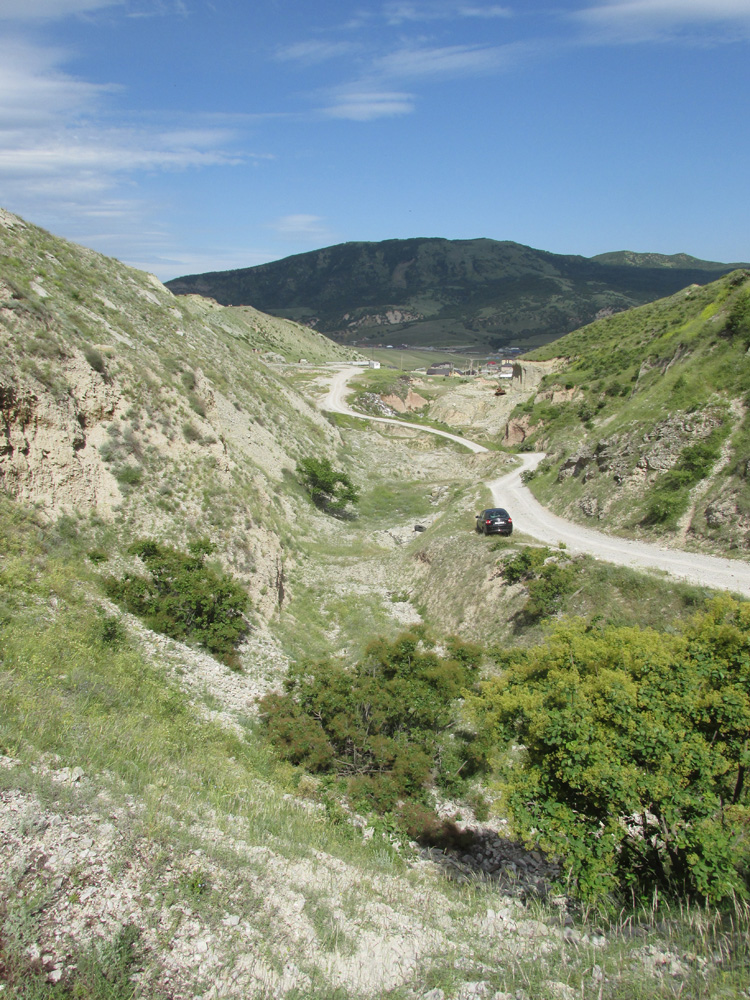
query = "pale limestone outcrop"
xmin=0 ymin=358 xmax=122 ymax=516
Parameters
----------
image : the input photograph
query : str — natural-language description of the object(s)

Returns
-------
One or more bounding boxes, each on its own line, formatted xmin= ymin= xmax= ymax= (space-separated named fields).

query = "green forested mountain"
xmin=166 ymin=237 xmax=746 ymax=351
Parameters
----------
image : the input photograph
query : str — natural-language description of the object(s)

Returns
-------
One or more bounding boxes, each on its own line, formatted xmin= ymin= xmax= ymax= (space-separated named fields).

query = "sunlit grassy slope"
xmin=515 ymin=270 xmax=750 ymax=553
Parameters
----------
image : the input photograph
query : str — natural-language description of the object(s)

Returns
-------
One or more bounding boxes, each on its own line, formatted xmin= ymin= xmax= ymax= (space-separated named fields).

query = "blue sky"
xmin=1 ymin=1 xmax=750 ymax=280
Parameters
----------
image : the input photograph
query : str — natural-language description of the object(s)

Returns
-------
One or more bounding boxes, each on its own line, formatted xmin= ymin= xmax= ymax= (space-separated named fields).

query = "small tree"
xmin=298 ymin=457 xmax=359 ymax=516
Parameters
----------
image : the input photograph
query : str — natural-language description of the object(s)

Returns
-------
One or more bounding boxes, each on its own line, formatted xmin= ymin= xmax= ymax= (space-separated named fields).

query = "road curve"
xmin=320 ymin=366 xmax=750 ymax=597
xmin=320 ymin=366 xmax=489 ymax=454
xmin=490 ymin=455 xmax=750 ymax=598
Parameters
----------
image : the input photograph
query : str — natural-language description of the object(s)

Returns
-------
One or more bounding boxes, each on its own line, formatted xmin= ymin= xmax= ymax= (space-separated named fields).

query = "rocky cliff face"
xmin=0 ymin=356 xmax=121 ymax=515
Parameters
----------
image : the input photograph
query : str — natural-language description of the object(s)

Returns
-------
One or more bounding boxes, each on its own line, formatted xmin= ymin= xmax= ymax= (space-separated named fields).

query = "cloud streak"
xmin=575 ymin=0 xmax=750 ymax=41
xmin=0 ymin=0 xmax=121 ymax=20
xmin=383 ymin=2 xmax=511 ymax=25
xmin=0 ymin=34 xmax=252 ymax=269
xmin=321 ymin=88 xmax=416 ymax=120
xmin=275 ymin=39 xmax=359 ymax=64
xmin=269 ymin=214 xmax=334 ymax=242
xmin=374 ymin=41 xmax=527 ymax=79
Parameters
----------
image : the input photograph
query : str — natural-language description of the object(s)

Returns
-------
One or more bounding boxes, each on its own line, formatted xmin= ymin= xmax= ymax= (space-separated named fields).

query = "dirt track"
xmin=321 ymin=366 xmax=750 ymax=597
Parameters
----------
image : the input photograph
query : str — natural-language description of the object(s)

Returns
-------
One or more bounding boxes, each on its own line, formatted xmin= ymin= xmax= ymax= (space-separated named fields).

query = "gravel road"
xmin=320 ymin=366 xmax=489 ymax=454
xmin=321 ymin=366 xmax=750 ymax=597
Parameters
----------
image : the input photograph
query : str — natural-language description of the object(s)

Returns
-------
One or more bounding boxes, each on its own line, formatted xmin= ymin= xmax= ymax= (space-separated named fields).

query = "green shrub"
xmin=502 ymin=546 xmax=551 ymax=584
xmin=297 ymin=456 xmax=359 ymax=516
xmin=523 ymin=560 xmax=579 ymax=621
xmin=84 ymin=347 xmax=106 ymax=374
xmin=501 ymin=547 xmax=579 ymax=620
xmin=643 ymin=428 xmax=726 ymax=526
xmin=260 ymin=633 xmax=483 ymax=810
xmin=470 ymin=597 xmax=750 ymax=904
xmin=103 ymin=538 xmax=250 ymax=665
xmin=115 ymin=465 xmax=143 ymax=488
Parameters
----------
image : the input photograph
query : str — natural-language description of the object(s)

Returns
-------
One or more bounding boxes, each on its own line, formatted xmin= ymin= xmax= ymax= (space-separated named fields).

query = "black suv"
xmin=476 ymin=508 xmax=513 ymax=536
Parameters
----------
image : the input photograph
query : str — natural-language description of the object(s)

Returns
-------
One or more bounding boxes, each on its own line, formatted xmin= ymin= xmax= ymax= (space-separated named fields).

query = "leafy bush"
xmin=502 ymin=546 xmax=552 ymax=584
xmin=259 ymin=633 xmax=483 ymax=810
xmin=103 ymin=539 xmax=250 ymax=665
xmin=501 ymin=547 xmax=579 ymax=620
xmin=523 ymin=560 xmax=579 ymax=620
xmin=115 ymin=465 xmax=143 ymax=488
xmin=470 ymin=597 xmax=750 ymax=903
xmin=298 ymin=456 xmax=359 ymax=516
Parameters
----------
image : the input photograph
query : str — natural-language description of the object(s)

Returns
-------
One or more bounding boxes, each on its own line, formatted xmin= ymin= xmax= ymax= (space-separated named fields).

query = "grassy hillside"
xmin=513 ymin=270 xmax=750 ymax=554
xmin=0 ymin=208 xmax=366 ymax=620
xmin=165 ymin=237 xmax=746 ymax=353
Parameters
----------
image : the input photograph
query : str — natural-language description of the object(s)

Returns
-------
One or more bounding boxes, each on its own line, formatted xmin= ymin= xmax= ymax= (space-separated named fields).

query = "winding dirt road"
xmin=321 ymin=366 xmax=750 ymax=597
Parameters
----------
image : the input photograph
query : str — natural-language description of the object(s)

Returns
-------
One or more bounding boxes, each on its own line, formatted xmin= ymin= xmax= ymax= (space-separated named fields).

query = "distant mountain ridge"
xmin=166 ymin=238 xmax=747 ymax=352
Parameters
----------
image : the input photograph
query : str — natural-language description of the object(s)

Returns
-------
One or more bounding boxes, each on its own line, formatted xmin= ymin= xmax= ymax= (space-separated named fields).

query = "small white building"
xmin=368 ymin=360 xmax=381 ymax=369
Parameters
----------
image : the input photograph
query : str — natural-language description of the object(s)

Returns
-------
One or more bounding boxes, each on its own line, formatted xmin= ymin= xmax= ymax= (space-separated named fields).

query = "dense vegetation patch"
xmin=103 ymin=539 xmax=250 ymax=666
xmin=470 ymin=597 xmax=750 ymax=904
xmin=260 ymin=632 xmax=484 ymax=816
xmin=500 ymin=545 xmax=580 ymax=622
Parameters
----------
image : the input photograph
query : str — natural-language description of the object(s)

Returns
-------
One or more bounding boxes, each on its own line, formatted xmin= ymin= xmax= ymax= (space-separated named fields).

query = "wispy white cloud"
xmin=575 ymin=0 xmax=750 ymax=41
xmin=275 ymin=39 xmax=360 ymax=64
xmin=125 ymin=1 xmax=189 ymax=21
xmin=373 ymin=41 xmax=527 ymax=79
xmin=0 ymin=0 xmax=188 ymax=22
xmin=383 ymin=2 xmax=511 ymax=25
xmin=459 ymin=5 xmax=512 ymax=17
xmin=321 ymin=88 xmax=416 ymax=120
xmin=0 ymin=0 xmax=121 ymax=19
xmin=0 ymin=35 xmax=255 ymax=264
xmin=0 ymin=41 xmax=113 ymax=127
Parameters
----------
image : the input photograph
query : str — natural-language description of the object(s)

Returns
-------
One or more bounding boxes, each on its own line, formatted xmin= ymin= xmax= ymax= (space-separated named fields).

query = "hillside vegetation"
xmin=166 ymin=237 xmax=746 ymax=353
xmin=1 ymin=210 xmax=750 ymax=999
xmin=513 ymin=271 xmax=750 ymax=555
